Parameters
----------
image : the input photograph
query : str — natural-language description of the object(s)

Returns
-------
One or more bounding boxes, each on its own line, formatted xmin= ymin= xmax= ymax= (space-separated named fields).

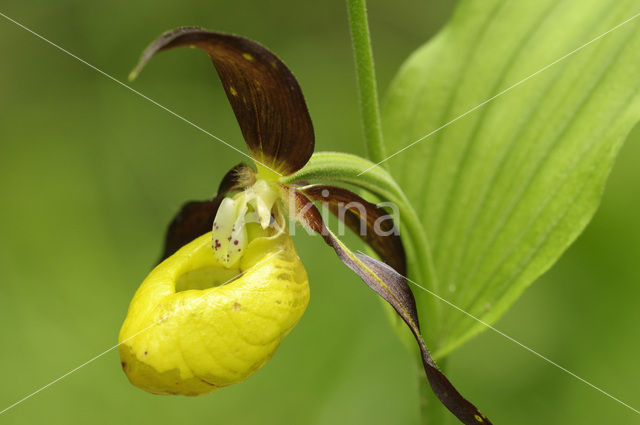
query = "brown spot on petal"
xmin=233 ymin=302 xmax=242 ymax=311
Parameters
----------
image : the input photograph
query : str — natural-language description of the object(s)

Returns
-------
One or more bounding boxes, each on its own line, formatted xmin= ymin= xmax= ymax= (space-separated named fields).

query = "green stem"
xmin=346 ymin=0 xmax=387 ymax=164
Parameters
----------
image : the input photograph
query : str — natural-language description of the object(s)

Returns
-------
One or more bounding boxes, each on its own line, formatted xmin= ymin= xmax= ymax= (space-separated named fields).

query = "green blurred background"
xmin=1 ymin=0 xmax=639 ymax=423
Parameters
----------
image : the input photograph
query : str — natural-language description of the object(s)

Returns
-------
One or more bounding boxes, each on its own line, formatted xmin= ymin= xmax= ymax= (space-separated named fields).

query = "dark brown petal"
xmin=217 ymin=162 xmax=255 ymax=195
xmin=288 ymin=188 xmax=492 ymax=425
xmin=302 ymin=184 xmax=406 ymax=276
xmin=159 ymin=163 xmax=254 ymax=262
xmin=131 ymin=27 xmax=315 ymax=175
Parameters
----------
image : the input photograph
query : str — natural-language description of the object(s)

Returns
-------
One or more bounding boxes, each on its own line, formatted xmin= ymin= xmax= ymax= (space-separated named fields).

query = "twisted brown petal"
xmin=302 ymin=184 xmax=406 ymax=276
xmin=288 ymin=188 xmax=492 ymax=425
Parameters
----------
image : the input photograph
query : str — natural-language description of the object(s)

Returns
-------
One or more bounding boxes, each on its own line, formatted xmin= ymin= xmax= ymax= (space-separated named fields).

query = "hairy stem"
xmin=346 ymin=0 xmax=387 ymax=164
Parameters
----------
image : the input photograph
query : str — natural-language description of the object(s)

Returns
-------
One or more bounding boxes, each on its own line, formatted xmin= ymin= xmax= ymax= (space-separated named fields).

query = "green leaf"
xmin=381 ymin=0 xmax=640 ymax=358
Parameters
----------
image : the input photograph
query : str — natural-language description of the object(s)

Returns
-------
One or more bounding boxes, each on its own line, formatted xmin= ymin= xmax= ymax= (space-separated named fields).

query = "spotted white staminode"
xmin=211 ymin=179 xmax=279 ymax=267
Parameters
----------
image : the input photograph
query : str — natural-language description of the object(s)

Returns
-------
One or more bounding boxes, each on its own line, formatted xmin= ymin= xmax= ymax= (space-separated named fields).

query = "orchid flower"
xmin=118 ymin=27 xmax=491 ymax=425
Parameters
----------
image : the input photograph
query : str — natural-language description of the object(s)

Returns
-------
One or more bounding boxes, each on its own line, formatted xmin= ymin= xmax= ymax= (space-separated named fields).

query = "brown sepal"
xmin=131 ymin=27 xmax=315 ymax=175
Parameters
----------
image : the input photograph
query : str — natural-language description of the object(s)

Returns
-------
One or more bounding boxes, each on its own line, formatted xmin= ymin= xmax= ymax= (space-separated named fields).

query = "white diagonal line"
xmin=353 ymin=248 xmax=640 ymax=416
xmin=410 ymin=277 xmax=640 ymax=415
xmin=0 ymin=249 xmax=283 ymax=416
xmin=358 ymin=10 xmax=640 ymax=175
xmin=0 ymin=10 xmax=282 ymax=177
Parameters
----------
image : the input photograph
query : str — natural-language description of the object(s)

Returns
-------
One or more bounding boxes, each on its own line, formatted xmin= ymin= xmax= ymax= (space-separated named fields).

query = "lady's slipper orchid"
xmin=118 ymin=27 xmax=491 ymax=425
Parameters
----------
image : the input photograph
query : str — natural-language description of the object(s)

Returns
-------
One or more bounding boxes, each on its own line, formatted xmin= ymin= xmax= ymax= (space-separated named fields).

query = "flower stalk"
xmin=346 ymin=0 xmax=387 ymax=165
xmin=346 ymin=2 xmax=449 ymax=423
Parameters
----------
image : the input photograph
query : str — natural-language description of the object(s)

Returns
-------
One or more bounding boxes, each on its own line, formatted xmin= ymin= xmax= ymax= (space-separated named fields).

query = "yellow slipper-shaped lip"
xmin=118 ymin=231 xmax=309 ymax=396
